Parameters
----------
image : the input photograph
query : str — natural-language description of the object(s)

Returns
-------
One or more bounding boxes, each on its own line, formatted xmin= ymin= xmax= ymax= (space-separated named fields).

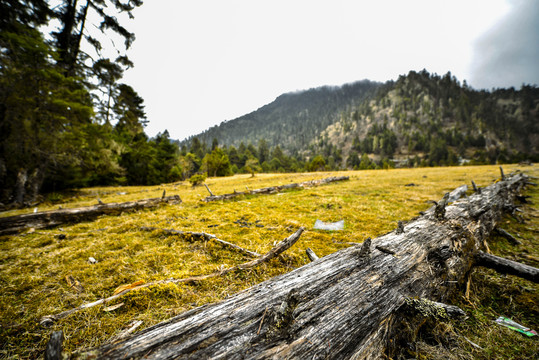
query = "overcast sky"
xmin=118 ymin=0 xmax=538 ymax=141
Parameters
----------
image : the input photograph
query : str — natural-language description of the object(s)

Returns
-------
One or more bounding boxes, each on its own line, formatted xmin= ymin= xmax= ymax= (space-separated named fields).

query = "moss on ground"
xmin=0 ymin=165 xmax=537 ymax=358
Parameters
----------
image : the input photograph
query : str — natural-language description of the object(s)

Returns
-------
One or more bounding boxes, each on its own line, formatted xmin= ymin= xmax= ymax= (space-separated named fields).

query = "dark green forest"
xmin=0 ymin=0 xmax=182 ymax=208
xmin=1 ymin=1 xmax=538 ymax=209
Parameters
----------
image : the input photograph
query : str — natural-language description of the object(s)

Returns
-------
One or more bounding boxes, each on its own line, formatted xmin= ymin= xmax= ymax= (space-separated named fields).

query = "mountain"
xmin=314 ymin=70 xmax=539 ymax=167
xmin=181 ymin=80 xmax=382 ymax=154
xmin=181 ymin=70 xmax=538 ymax=169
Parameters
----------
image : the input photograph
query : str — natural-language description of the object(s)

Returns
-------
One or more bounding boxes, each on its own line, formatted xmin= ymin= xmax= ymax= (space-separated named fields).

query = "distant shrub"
xmin=47 ymin=192 xmax=63 ymax=203
xmin=189 ymin=173 xmax=207 ymax=187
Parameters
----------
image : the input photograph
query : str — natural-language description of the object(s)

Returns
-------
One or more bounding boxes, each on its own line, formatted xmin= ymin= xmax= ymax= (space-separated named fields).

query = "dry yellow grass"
xmin=0 ymin=164 xmax=536 ymax=358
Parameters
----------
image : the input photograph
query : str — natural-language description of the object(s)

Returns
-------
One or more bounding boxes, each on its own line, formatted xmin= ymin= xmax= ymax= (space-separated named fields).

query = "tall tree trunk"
xmin=71 ymin=173 xmax=532 ymax=359
xmin=13 ymin=168 xmax=28 ymax=206
xmin=56 ymin=0 xmax=79 ymax=75
xmin=25 ymin=167 xmax=44 ymax=204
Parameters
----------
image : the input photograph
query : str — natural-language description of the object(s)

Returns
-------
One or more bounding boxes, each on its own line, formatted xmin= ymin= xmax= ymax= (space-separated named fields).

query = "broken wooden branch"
xmin=306 ymin=248 xmax=319 ymax=262
xmin=109 ymin=321 xmax=143 ymax=343
xmin=471 ymin=180 xmax=481 ymax=193
xmin=140 ymin=226 xmax=261 ymax=258
xmin=494 ymin=228 xmax=522 ymax=245
xmin=40 ymin=228 xmax=304 ymax=327
xmin=0 ymin=195 xmax=182 ymax=236
xmin=202 ymin=176 xmax=349 ymax=202
xmin=204 ymin=183 xmax=214 ymax=196
xmin=475 ymin=250 xmax=539 ymax=283
xmin=70 ymin=173 xmax=530 ymax=359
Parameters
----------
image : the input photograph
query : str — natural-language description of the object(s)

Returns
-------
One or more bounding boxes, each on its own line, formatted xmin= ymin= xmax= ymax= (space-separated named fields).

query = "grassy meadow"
xmin=0 ymin=164 xmax=537 ymax=358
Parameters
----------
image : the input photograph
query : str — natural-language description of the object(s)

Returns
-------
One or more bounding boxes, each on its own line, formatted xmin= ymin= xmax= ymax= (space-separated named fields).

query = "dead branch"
xmin=474 ymin=250 xmax=539 ymax=283
xmin=494 ymin=228 xmax=522 ymax=245
xmin=44 ymin=331 xmax=63 ymax=360
xmin=202 ymin=176 xmax=349 ymax=202
xmin=306 ymin=248 xmax=319 ymax=262
xmin=140 ymin=226 xmax=261 ymax=258
xmin=40 ymin=228 xmax=304 ymax=326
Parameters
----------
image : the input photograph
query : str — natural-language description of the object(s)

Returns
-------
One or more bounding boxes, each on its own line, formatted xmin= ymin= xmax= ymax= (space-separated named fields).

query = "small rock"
xmin=88 ymin=257 xmax=98 ymax=264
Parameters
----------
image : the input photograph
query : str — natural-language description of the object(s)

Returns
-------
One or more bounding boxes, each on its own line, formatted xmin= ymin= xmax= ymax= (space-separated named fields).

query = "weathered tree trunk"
xmin=72 ymin=173 xmax=532 ymax=359
xmin=13 ymin=168 xmax=28 ymax=206
xmin=0 ymin=195 xmax=181 ymax=236
xmin=202 ymin=176 xmax=349 ymax=202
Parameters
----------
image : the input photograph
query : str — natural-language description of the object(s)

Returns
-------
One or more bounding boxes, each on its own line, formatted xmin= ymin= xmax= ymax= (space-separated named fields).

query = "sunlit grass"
xmin=0 ymin=164 xmax=536 ymax=358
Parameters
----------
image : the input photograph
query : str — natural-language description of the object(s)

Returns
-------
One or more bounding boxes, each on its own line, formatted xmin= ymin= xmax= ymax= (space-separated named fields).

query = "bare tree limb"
xmin=40 ymin=228 xmax=304 ymax=326
xmin=140 ymin=226 xmax=261 ymax=258
xmin=202 ymin=176 xmax=349 ymax=202
xmin=475 ymin=250 xmax=539 ymax=283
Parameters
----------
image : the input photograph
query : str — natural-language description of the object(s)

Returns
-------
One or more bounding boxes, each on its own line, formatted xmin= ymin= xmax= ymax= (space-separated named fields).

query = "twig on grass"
xmin=40 ymin=228 xmax=304 ymax=326
xmin=140 ymin=226 xmax=261 ymax=258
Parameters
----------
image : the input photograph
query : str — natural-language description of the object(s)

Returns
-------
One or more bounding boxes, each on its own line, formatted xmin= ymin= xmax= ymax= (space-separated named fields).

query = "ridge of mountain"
xmin=181 ymin=70 xmax=538 ymax=166
xmin=181 ymin=80 xmax=382 ymax=153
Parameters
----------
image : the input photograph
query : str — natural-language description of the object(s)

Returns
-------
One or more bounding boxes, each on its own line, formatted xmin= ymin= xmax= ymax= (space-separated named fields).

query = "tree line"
xmin=0 ymin=1 xmax=183 ymax=208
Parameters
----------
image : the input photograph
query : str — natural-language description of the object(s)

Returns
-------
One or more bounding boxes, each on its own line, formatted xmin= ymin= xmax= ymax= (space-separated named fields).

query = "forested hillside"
xmin=183 ymin=71 xmax=538 ymax=173
xmin=187 ymin=80 xmax=381 ymax=152
xmin=315 ymin=70 xmax=539 ymax=168
xmin=1 ymin=1 xmax=538 ymax=209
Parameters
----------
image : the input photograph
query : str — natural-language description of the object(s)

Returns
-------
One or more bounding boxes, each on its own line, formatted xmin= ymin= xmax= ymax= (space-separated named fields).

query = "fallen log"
xmin=0 ymin=195 xmax=182 ymax=236
xmin=202 ymin=176 xmax=349 ymax=202
xmin=72 ymin=172 xmax=532 ymax=359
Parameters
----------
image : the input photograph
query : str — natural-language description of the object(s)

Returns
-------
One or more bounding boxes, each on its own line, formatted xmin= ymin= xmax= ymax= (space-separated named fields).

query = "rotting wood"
xmin=201 ymin=176 xmax=349 ymax=202
xmin=0 ymin=195 xmax=182 ymax=236
xmin=68 ymin=172 xmax=534 ymax=359
xmin=494 ymin=228 xmax=522 ymax=245
xmin=475 ymin=250 xmax=539 ymax=283
xmin=44 ymin=331 xmax=63 ymax=360
xmin=40 ymin=228 xmax=304 ymax=327
xmin=403 ymin=297 xmax=466 ymax=320
xmin=140 ymin=226 xmax=261 ymax=258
